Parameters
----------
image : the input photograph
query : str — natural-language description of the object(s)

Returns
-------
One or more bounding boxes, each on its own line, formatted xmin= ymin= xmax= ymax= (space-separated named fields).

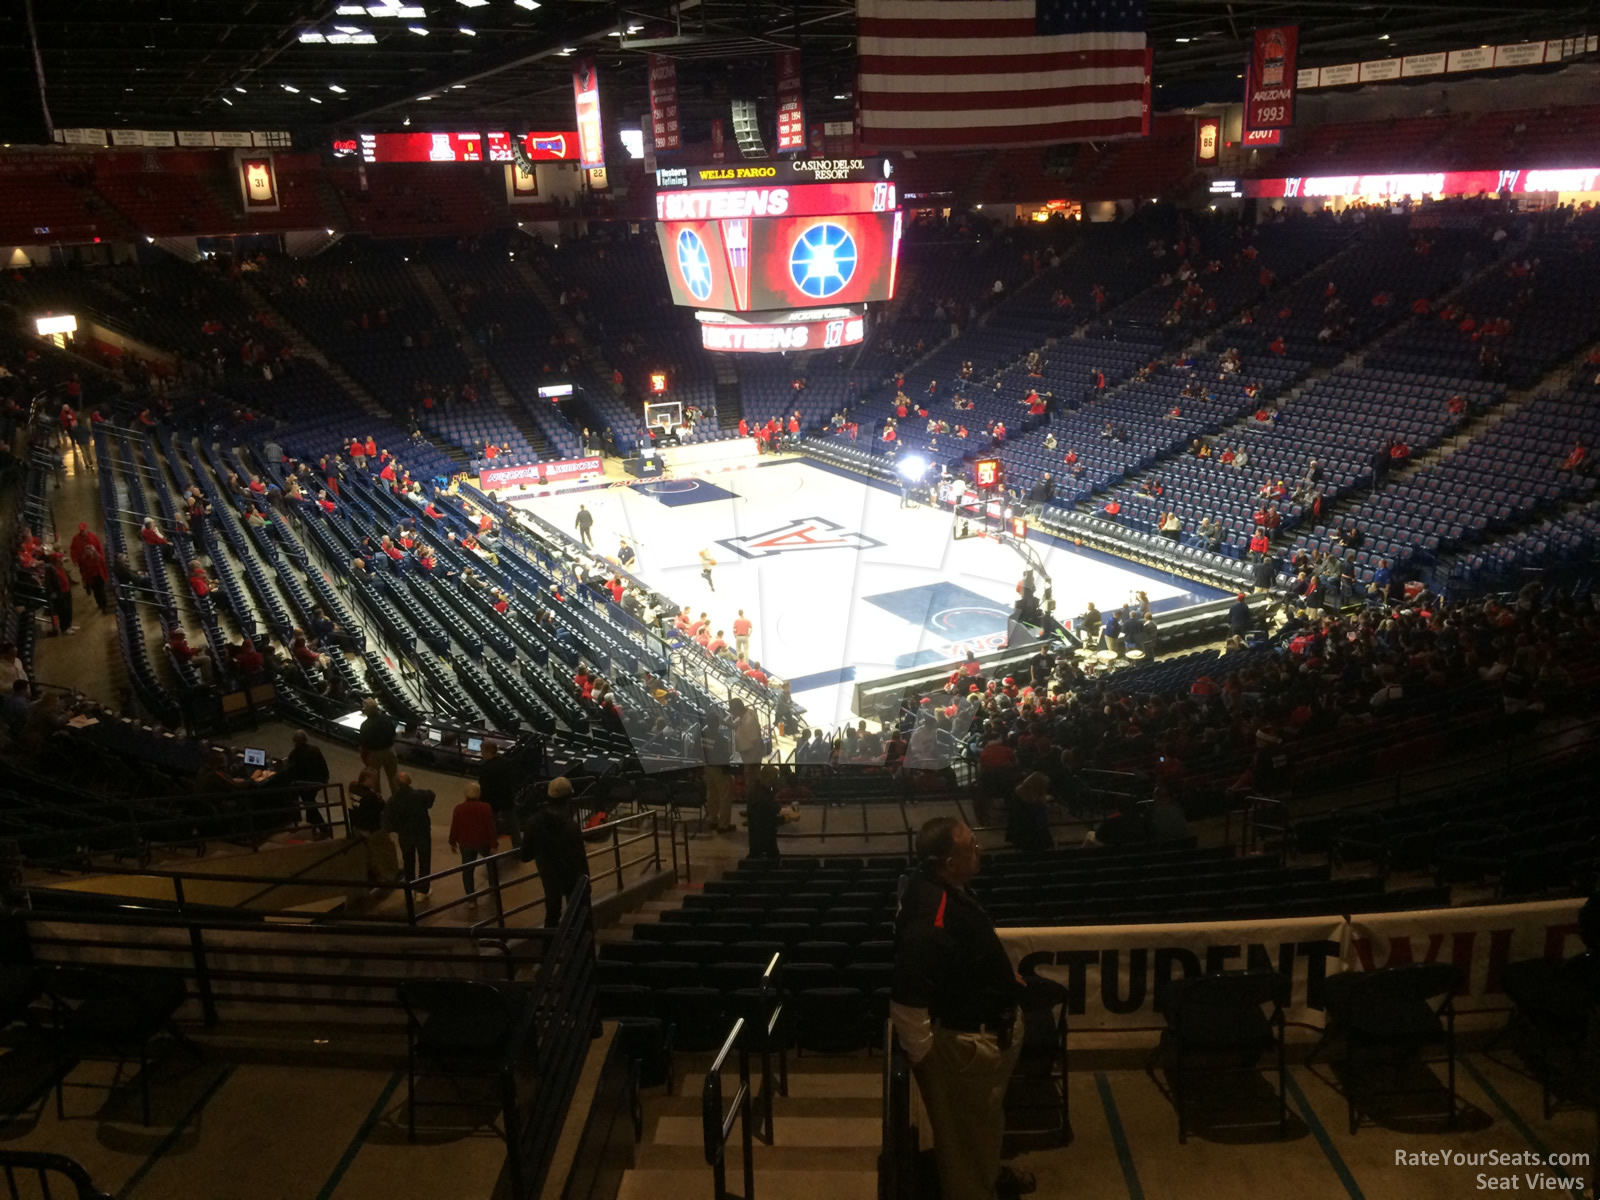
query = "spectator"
xmin=448 ymin=782 xmax=500 ymax=902
xmin=519 ymin=776 xmax=588 ymax=926
xmin=383 ymin=772 xmax=436 ymax=894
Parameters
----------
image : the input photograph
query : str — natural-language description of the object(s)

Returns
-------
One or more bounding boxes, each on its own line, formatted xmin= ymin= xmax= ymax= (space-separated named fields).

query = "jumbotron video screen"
xmin=653 ymin=158 xmax=902 ymax=315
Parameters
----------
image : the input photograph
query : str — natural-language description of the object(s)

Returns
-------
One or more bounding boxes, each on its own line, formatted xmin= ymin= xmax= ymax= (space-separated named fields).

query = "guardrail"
xmin=19 ymin=807 xmax=672 ymax=938
xmin=702 ymin=955 xmax=784 ymax=1200
xmin=0 ymin=1150 xmax=112 ymax=1200
xmin=880 ymin=1024 xmax=918 ymax=1200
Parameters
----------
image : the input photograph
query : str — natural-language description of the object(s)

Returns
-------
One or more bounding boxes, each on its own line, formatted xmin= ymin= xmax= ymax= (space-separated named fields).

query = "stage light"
xmin=408 ymin=25 xmax=428 ymax=34
xmin=897 ymin=455 xmax=928 ymax=482
xmin=328 ymin=83 xmax=346 ymax=92
xmin=35 ymin=315 xmax=77 ymax=336
xmin=514 ymin=0 xmax=541 ymax=8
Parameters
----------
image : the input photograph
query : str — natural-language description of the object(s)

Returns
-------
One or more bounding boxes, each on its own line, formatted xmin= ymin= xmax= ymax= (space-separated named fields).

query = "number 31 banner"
xmin=1245 ymin=25 xmax=1298 ymax=131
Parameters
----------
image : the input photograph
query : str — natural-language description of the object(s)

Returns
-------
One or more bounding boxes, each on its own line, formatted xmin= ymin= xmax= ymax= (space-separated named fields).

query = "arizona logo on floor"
xmin=718 ymin=516 xmax=885 ymax=559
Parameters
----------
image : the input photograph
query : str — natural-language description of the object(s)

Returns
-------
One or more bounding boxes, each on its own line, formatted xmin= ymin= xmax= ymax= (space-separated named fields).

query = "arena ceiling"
xmin=0 ymin=0 xmax=1586 ymax=145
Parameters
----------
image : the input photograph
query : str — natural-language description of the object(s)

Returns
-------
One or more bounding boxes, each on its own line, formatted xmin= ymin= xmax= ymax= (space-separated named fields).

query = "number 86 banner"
xmin=1245 ymin=25 xmax=1298 ymax=132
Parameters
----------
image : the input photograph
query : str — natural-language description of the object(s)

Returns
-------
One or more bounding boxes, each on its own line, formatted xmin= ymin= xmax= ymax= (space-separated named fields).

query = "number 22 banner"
xmin=1245 ymin=25 xmax=1298 ymax=131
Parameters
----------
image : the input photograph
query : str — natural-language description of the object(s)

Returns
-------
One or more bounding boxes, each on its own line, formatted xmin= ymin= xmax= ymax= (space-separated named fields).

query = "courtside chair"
xmin=1328 ymin=962 xmax=1460 ymax=1135
xmin=396 ymin=979 xmax=527 ymax=1143
xmin=40 ymin=965 xmax=201 ymax=1126
xmin=1158 ymin=969 xmax=1288 ymax=1144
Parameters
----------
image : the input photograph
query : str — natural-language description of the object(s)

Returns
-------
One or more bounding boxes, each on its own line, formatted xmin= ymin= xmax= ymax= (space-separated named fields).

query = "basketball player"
xmin=699 ymin=548 xmax=716 ymax=591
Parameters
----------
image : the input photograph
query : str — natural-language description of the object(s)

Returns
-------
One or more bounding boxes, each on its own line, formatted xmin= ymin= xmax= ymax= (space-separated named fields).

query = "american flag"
xmin=857 ymin=0 xmax=1149 ymax=150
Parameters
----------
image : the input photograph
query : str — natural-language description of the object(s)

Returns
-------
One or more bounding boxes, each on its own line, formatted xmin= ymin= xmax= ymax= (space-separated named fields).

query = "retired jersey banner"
xmin=775 ymin=50 xmax=805 ymax=153
xmin=710 ymin=117 xmax=726 ymax=163
xmin=647 ymin=54 xmax=681 ymax=151
xmin=1245 ymin=25 xmax=1298 ymax=130
xmin=238 ymin=153 xmax=279 ymax=211
xmin=573 ymin=58 xmax=606 ymax=169
xmin=1195 ymin=116 xmax=1220 ymax=165
xmin=1001 ymin=899 xmax=1584 ymax=1031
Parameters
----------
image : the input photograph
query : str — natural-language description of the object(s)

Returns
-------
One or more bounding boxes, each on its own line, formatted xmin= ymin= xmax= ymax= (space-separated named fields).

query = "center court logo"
xmin=718 ymin=516 xmax=883 ymax=559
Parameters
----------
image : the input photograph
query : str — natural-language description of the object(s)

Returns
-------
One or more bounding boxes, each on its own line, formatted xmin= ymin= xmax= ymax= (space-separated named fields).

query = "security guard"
xmin=891 ymin=817 xmax=1031 ymax=1200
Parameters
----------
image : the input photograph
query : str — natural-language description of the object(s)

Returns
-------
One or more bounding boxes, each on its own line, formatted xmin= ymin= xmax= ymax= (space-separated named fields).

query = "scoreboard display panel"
xmin=656 ymin=212 xmax=901 ymax=311
xmin=356 ymin=132 xmax=485 ymax=163
xmin=654 ymin=157 xmax=901 ymax=315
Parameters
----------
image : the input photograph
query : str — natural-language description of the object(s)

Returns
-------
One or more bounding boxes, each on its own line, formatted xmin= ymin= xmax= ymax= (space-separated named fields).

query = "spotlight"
xmin=896 ymin=455 xmax=928 ymax=482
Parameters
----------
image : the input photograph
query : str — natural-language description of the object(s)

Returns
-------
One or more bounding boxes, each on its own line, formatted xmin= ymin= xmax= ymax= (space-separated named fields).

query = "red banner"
xmin=710 ymin=118 xmax=725 ymax=163
xmin=573 ymin=58 xmax=605 ymax=169
xmin=1242 ymin=127 xmax=1283 ymax=147
xmin=1245 ymin=25 xmax=1298 ymax=130
xmin=1195 ymin=116 xmax=1220 ymax=165
xmin=479 ymin=456 xmax=603 ymax=492
xmin=647 ymin=54 xmax=681 ymax=151
xmin=775 ymin=50 xmax=805 ymax=153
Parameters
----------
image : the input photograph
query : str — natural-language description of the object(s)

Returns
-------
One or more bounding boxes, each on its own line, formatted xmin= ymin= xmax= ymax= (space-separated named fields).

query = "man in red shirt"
xmin=743 ymin=661 xmax=769 ymax=686
xmin=188 ymin=561 xmax=212 ymax=598
xmin=707 ymin=629 xmax=728 ymax=656
xmin=732 ymin=610 xmax=753 ymax=660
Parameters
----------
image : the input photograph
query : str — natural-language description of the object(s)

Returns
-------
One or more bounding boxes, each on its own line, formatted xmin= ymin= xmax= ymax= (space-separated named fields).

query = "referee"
xmin=891 ymin=817 xmax=1031 ymax=1200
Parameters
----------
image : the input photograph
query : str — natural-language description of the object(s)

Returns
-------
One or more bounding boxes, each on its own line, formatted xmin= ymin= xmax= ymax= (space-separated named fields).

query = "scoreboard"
xmin=332 ymin=131 xmax=580 ymax=163
xmin=654 ymin=157 xmax=902 ymax=326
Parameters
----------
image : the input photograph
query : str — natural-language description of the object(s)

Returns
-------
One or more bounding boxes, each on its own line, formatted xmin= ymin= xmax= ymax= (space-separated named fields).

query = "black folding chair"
xmin=1330 ymin=962 xmax=1459 ymax=1134
xmin=396 ymin=979 xmax=527 ymax=1142
xmin=39 ymin=966 xmax=201 ymax=1126
xmin=1159 ymin=969 xmax=1288 ymax=1144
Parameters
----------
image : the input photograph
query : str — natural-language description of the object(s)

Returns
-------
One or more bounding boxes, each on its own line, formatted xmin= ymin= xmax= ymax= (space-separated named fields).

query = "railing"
xmin=1 ymin=781 xmax=350 ymax=868
xmin=0 ymin=1150 xmax=111 ymax=1200
xmin=880 ymin=1024 xmax=919 ymax=1200
xmin=503 ymin=876 xmax=599 ymax=1200
xmin=19 ymin=807 xmax=669 ymax=938
xmin=703 ymin=956 xmax=785 ymax=1200
xmin=1226 ymin=795 xmax=1291 ymax=857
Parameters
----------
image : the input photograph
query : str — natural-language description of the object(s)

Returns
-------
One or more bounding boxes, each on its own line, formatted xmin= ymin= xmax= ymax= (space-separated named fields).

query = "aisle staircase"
xmin=235 ymin=277 xmax=391 ymax=421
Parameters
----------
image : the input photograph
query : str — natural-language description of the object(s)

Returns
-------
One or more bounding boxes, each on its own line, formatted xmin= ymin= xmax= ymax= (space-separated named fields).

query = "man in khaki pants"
xmin=890 ymin=818 xmax=1032 ymax=1200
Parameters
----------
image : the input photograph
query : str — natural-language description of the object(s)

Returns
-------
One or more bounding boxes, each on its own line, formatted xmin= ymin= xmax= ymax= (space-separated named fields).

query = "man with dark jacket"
xmin=383 ymin=772 xmax=436 ymax=891
xmin=478 ymin=740 xmax=523 ymax=847
xmin=519 ymin=776 xmax=588 ymax=926
xmin=358 ymin=698 xmax=399 ymax=795
xmin=1228 ymin=593 xmax=1253 ymax=637
xmin=281 ymin=729 xmax=331 ymax=836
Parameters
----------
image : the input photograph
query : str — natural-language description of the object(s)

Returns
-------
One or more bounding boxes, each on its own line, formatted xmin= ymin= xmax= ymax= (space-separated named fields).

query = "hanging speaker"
xmin=511 ymin=134 xmax=536 ymax=174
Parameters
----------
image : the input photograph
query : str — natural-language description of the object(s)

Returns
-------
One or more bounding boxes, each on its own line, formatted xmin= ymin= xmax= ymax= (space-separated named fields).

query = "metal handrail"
xmin=702 ymin=953 xmax=785 ymax=1200
xmin=881 ymin=1024 xmax=917 ymax=1200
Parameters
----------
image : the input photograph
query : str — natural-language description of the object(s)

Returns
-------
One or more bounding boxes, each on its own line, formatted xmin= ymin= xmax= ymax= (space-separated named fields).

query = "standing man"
xmin=698 ymin=547 xmax=717 ymax=591
xmin=731 ymin=698 xmax=764 ymax=794
xmin=891 ymin=817 xmax=1028 ymax=1200
xmin=383 ymin=772 xmax=436 ymax=894
xmin=701 ymin=707 xmax=734 ymax=834
xmin=520 ymin=776 xmax=589 ymax=926
xmin=281 ymin=729 xmax=331 ymax=836
xmin=357 ymin=698 xmax=399 ymax=796
xmin=477 ymin=740 xmax=522 ymax=848
xmin=618 ymin=539 xmax=636 ymax=570
xmin=732 ymin=609 xmax=753 ymax=661
xmin=574 ymin=504 xmax=595 ymax=548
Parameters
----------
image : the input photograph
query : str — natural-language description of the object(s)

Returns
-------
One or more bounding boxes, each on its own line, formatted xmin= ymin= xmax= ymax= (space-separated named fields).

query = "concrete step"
xmin=636 ymin=1141 xmax=880 ymax=1172
xmin=677 ymin=1072 xmax=880 ymax=1100
xmin=619 ymin=1168 xmax=877 ymax=1200
xmin=651 ymin=1113 xmax=880 ymax=1150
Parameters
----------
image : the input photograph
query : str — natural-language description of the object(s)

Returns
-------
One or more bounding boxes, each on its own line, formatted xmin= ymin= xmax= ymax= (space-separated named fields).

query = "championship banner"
xmin=648 ymin=54 xmax=681 ymax=151
xmin=1195 ymin=116 xmax=1220 ymax=165
xmin=710 ymin=117 xmax=726 ymax=163
xmin=1245 ymin=25 xmax=1298 ymax=131
xmin=479 ymin=455 xmax=603 ymax=492
xmin=1345 ymin=898 xmax=1584 ymax=1016
xmin=573 ymin=58 xmax=605 ymax=169
xmin=1004 ymin=914 xmax=1345 ymax=1031
xmin=775 ymin=50 xmax=805 ymax=153
xmin=237 ymin=152 xmax=279 ymax=211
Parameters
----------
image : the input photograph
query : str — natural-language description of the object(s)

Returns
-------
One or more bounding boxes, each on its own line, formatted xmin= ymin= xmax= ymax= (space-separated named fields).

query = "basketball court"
xmin=512 ymin=460 xmax=1223 ymax=726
